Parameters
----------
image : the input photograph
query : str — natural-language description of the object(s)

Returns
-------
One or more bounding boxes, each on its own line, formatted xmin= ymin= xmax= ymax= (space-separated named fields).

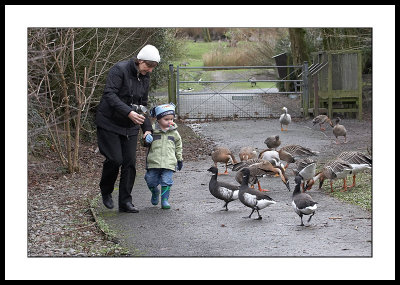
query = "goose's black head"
xmin=294 ymin=175 xmax=302 ymax=185
xmin=207 ymin=166 xmax=218 ymax=175
xmin=241 ymin=167 xmax=251 ymax=184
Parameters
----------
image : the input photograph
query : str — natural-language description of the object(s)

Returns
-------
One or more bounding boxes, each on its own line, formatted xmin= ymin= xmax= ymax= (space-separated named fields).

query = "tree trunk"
xmin=202 ymin=28 xmax=211 ymax=42
xmin=288 ymin=28 xmax=309 ymax=66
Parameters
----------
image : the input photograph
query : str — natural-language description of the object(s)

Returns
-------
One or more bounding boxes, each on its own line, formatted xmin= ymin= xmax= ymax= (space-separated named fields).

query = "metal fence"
xmin=174 ymin=65 xmax=308 ymax=120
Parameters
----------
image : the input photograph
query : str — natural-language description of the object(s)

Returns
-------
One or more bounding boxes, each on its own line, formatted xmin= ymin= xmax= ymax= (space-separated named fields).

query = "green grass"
xmin=170 ymin=40 xmax=278 ymax=92
xmin=171 ymin=40 xmax=225 ymax=67
xmin=319 ymin=171 xmax=372 ymax=211
xmin=171 ymin=40 xmax=257 ymax=67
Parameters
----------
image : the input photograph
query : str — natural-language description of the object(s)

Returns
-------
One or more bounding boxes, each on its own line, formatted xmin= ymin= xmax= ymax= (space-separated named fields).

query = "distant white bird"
xmin=279 ymin=107 xmax=291 ymax=131
xmin=249 ymin=76 xmax=256 ymax=87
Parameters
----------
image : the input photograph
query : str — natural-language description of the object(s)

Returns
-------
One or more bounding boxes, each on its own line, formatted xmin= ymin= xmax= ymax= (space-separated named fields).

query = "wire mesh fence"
xmin=176 ymin=66 xmax=304 ymax=120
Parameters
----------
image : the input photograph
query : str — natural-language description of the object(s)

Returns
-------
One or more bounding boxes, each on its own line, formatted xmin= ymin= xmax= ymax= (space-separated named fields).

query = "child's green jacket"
xmin=146 ymin=121 xmax=183 ymax=171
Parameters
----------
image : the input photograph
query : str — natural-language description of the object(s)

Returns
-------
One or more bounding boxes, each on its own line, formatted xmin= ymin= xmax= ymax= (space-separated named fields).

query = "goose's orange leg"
xmin=347 ymin=175 xmax=356 ymax=188
xmin=341 ymin=178 xmax=348 ymax=192
xmin=257 ymin=181 xmax=270 ymax=192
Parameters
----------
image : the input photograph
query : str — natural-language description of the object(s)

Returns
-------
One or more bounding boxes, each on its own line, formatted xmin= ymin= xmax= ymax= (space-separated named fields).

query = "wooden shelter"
xmin=306 ymin=50 xmax=363 ymax=119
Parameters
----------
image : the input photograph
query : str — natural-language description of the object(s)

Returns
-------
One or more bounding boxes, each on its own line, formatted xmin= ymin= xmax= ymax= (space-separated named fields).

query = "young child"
xmin=144 ymin=103 xmax=183 ymax=209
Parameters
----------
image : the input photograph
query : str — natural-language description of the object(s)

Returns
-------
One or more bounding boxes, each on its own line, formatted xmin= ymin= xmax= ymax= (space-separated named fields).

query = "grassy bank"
xmin=319 ymin=171 xmax=372 ymax=212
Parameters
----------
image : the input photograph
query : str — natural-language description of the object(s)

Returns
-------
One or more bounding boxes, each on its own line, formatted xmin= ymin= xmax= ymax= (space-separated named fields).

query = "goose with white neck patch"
xmin=238 ymin=167 xmax=276 ymax=220
xmin=292 ymin=175 xmax=318 ymax=226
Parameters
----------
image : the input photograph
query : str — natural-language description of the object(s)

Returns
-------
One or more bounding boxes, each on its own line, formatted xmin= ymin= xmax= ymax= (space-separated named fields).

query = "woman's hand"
xmin=143 ymin=131 xmax=152 ymax=140
xmin=128 ymin=111 xmax=145 ymax=125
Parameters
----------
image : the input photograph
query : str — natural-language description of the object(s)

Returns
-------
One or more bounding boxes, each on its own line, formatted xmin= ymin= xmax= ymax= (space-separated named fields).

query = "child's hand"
xmin=145 ymin=134 xmax=153 ymax=144
xmin=177 ymin=161 xmax=183 ymax=171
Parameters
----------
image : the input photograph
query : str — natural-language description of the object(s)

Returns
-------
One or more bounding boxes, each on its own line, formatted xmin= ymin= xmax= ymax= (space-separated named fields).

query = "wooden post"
xmin=168 ymin=64 xmax=176 ymax=105
xmin=302 ymin=61 xmax=309 ymax=118
xmin=327 ymin=53 xmax=333 ymax=119
xmin=313 ymin=75 xmax=319 ymax=116
xmin=358 ymin=51 xmax=363 ymax=120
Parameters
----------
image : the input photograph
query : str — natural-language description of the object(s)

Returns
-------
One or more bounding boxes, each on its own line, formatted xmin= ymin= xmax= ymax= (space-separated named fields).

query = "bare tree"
xmin=28 ymin=28 xmax=157 ymax=173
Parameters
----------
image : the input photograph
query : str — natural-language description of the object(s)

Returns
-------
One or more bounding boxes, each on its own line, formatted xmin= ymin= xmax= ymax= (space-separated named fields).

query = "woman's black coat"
xmin=95 ymin=59 xmax=152 ymax=137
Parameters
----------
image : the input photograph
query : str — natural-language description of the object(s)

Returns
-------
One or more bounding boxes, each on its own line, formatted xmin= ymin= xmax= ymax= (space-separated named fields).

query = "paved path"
xmin=97 ymin=119 xmax=372 ymax=257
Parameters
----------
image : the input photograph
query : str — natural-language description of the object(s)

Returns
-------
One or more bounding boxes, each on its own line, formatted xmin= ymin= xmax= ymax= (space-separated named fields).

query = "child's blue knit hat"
xmin=150 ymin=103 xmax=176 ymax=119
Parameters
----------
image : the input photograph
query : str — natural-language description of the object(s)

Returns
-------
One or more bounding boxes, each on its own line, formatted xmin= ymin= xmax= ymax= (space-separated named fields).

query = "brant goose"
xmin=292 ymin=175 xmax=318 ymax=226
xmin=207 ymin=166 xmax=240 ymax=211
xmin=238 ymin=167 xmax=276 ymax=220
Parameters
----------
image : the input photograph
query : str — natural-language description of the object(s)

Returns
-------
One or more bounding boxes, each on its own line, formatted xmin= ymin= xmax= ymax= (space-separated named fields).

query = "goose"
xmin=292 ymin=175 xmax=318 ymax=226
xmin=312 ymin=115 xmax=334 ymax=131
xmin=306 ymin=159 xmax=353 ymax=192
xmin=260 ymin=145 xmax=316 ymax=170
xmin=333 ymin=117 xmax=347 ymax=144
xmin=336 ymin=151 xmax=372 ymax=188
xmin=292 ymin=158 xmax=317 ymax=192
xmin=233 ymin=158 xmax=291 ymax=192
xmin=258 ymin=149 xmax=284 ymax=169
xmin=239 ymin=146 xmax=258 ymax=161
xmin=278 ymin=144 xmax=319 ymax=169
xmin=238 ymin=167 xmax=276 ymax=220
xmin=207 ymin=166 xmax=240 ymax=211
xmin=264 ymin=135 xmax=281 ymax=150
xmin=279 ymin=107 xmax=291 ymax=131
xmin=211 ymin=146 xmax=238 ymax=175
xmin=259 ymin=148 xmax=295 ymax=169
xmin=279 ymin=144 xmax=319 ymax=159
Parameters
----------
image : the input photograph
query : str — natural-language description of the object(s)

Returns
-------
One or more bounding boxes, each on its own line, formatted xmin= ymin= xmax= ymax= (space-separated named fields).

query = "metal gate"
xmin=175 ymin=64 xmax=309 ymax=119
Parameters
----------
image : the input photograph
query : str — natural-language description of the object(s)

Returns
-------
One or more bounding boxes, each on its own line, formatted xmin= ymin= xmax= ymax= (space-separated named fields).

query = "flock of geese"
xmin=207 ymin=109 xmax=372 ymax=226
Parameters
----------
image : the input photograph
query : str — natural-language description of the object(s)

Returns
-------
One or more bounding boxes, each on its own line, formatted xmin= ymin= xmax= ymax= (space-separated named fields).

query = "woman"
xmin=95 ymin=44 xmax=160 ymax=213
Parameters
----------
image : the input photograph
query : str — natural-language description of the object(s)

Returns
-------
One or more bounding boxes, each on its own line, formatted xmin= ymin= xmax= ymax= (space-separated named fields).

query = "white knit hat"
xmin=137 ymin=44 xmax=160 ymax=63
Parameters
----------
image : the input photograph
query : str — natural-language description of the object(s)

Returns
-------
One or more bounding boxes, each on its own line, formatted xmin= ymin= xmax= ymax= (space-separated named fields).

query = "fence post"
xmin=168 ymin=64 xmax=176 ymax=105
xmin=313 ymin=75 xmax=319 ymax=116
xmin=176 ymin=66 xmax=180 ymax=116
xmin=302 ymin=61 xmax=309 ymax=118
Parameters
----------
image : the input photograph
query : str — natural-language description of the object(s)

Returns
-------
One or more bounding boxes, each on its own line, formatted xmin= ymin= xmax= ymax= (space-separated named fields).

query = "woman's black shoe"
xmin=102 ymin=194 xmax=114 ymax=209
xmin=119 ymin=202 xmax=139 ymax=213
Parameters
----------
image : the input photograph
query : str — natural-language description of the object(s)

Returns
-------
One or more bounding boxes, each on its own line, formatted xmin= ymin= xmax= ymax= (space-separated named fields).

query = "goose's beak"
xmin=286 ymin=181 xmax=291 ymax=191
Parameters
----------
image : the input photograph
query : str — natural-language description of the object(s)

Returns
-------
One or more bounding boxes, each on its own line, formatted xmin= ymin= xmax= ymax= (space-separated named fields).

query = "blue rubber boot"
xmin=149 ymin=187 xmax=160 ymax=205
xmin=161 ymin=186 xmax=171 ymax=209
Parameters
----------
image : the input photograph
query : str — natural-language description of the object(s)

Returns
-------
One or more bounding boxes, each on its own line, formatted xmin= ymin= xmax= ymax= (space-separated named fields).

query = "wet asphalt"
xmin=97 ymin=118 xmax=372 ymax=257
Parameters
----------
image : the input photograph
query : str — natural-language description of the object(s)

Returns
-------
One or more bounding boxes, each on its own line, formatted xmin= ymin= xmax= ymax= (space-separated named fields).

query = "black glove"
xmin=177 ymin=161 xmax=183 ymax=171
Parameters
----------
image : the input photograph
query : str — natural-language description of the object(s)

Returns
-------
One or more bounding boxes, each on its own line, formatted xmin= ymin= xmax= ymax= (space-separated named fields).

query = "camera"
xmin=131 ymin=104 xmax=148 ymax=115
